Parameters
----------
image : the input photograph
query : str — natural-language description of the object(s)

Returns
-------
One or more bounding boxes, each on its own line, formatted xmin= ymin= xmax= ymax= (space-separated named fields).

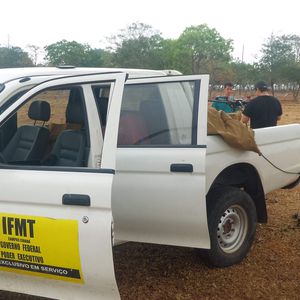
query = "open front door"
xmin=113 ymin=74 xmax=210 ymax=248
xmin=0 ymin=72 xmax=126 ymax=299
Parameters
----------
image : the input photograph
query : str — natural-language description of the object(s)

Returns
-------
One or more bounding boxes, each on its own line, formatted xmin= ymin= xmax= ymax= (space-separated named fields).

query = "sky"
xmin=1 ymin=0 xmax=299 ymax=64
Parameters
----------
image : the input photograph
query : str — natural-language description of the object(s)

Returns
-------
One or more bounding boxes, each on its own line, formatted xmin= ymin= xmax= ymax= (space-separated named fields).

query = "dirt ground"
xmin=1 ymin=95 xmax=300 ymax=300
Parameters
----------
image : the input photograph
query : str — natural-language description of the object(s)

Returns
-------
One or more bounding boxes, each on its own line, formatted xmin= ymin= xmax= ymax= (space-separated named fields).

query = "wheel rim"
xmin=217 ymin=205 xmax=248 ymax=253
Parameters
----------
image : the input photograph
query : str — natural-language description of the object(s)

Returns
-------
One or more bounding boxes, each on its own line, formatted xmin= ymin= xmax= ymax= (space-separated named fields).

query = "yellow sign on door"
xmin=0 ymin=213 xmax=83 ymax=283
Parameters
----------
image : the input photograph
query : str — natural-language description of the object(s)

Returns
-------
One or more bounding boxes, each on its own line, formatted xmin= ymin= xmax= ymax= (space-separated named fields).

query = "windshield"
xmin=0 ymin=89 xmax=29 ymax=114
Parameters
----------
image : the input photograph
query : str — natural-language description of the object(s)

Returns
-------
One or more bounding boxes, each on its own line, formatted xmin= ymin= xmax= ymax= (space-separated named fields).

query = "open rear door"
xmin=113 ymin=74 xmax=210 ymax=248
xmin=0 ymin=72 xmax=126 ymax=299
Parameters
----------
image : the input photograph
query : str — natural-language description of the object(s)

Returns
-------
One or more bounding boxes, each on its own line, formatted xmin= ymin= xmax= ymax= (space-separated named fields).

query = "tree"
xmin=281 ymin=63 xmax=300 ymax=101
xmin=281 ymin=34 xmax=300 ymax=62
xmin=259 ymin=34 xmax=300 ymax=98
xmin=26 ymin=45 xmax=44 ymax=66
xmin=158 ymin=38 xmax=179 ymax=70
xmin=108 ymin=22 xmax=160 ymax=47
xmin=259 ymin=34 xmax=296 ymax=95
xmin=175 ymin=24 xmax=233 ymax=80
xmin=83 ymin=48 xmax=114 ymax=67
xmin=107 ymin=22 xmax=169 ymax=69
xmin=44 ymin=40 xmax=111 ymax=67
xmin=279 ymin=35 xmax=300 ymax=100
xmin=230 ymin=61 xmax=259 ymax=95
xmin=0 ymin=46 xmax=33 ymax=68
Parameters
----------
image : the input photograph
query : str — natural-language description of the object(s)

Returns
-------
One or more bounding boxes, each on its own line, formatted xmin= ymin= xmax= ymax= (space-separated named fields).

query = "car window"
xmin=118 ymin=81 xmax=197 ymax=146
xmin=0 ymin=86 xmax=90 ymax=168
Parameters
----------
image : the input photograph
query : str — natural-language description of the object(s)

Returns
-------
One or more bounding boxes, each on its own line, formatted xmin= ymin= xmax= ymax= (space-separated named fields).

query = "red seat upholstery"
xmin=118 ymin=112 xmax=149 ymax=145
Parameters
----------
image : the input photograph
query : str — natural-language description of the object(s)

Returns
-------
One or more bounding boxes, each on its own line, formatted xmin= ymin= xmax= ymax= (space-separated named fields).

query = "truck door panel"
xmin=0 ymin=73 xmax=126 ymax=299
xmin=113 ymin=75 xmax=210 ymax=248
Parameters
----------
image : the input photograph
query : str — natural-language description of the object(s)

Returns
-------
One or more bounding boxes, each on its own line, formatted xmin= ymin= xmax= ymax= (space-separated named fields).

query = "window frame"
xmin=117 ymin=79 xmax=201 ymax=148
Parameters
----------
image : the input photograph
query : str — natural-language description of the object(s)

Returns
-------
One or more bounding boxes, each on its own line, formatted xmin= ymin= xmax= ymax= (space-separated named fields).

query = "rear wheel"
xmin=204 ymin=187 xmax=257 ymax=267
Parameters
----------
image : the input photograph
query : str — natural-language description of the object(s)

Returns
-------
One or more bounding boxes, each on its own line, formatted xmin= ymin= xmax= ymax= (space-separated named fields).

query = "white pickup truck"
xmin=0 ymin=67 xmax=299 ymax=299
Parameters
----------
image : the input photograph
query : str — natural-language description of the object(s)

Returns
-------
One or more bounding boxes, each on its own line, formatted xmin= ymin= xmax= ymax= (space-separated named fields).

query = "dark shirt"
xmin=243 ymin=95 xmax=282 ymax=129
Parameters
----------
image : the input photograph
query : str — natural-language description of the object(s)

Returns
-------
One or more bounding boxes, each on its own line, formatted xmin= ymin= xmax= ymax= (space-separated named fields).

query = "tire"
xmin=203 ymin=186 xmax=257 ymax=267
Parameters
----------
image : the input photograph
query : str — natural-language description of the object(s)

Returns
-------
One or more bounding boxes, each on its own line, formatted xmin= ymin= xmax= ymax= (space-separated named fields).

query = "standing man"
xmin=241 ymin=81 xmax=282 ymax=129
xmin=212 ymin=82 xmax=238 ymax=113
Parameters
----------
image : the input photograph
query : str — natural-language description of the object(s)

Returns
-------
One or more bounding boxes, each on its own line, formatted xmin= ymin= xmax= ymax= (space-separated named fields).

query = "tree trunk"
xmin=292 ymin=84 xmax=300 ymax=101
xmin=271 ymin=80 xmax=275 ymax=96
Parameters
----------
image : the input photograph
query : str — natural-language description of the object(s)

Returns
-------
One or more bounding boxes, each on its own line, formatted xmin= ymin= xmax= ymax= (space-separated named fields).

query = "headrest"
xmin=66 ymin=98 xmax=84 ymax=124
xmin=139 ymin=100 xmax=163 ymax=115
xmin=28 ymin=100 xmax=51 ymax=122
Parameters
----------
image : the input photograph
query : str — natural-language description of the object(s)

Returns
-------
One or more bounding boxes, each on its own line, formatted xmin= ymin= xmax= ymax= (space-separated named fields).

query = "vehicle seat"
xmin=0 ymin=100 xmax=50 ymax=163
xmin=139 ymin=100 xmax=170 ymax=144
xmin=47 ymin=97 xmax=86 ymax=167
xmin=117 ymin=111 xmax=149 ymax=145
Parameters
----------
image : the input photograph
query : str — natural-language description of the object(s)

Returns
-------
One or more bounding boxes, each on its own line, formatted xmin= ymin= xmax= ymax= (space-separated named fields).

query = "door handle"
xmin=62 ymin=194 xmax=91 ymax=206
xmin=170 ymin=163 xmax=193 ymax=173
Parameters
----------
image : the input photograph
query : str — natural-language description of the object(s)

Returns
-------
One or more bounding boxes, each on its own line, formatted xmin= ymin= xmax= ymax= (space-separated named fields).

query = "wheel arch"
xmin=207 ymin=163 xmax=267 ymax=223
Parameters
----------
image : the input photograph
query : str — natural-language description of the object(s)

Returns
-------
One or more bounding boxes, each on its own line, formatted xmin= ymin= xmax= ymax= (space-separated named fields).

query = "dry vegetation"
xmin=1 ymin=93 xmax=300 ymax=300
